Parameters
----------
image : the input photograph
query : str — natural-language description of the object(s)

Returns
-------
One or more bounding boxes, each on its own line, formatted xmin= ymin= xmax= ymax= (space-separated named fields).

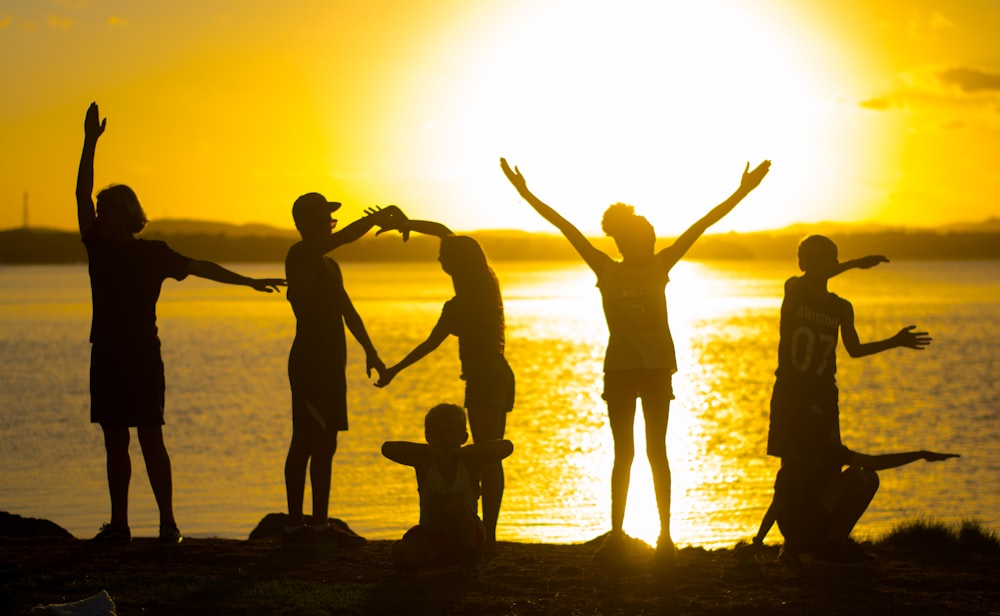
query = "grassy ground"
xmin=4 ymin=520 xmax=999 ymax=615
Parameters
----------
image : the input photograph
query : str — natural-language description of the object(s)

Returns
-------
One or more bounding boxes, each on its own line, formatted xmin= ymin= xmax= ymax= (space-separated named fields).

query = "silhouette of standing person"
xmin=77 ymin=102 xmax=285 ymax=543
xmin=763 ymin=235 xmax=958 ymax=565
xmin=283 ymin=194 xmax=404 ymax=544
xmin=501 ymin=157 xmax=770 ymax=563
xmin=376 ymin=220 xmax=514 ymax=551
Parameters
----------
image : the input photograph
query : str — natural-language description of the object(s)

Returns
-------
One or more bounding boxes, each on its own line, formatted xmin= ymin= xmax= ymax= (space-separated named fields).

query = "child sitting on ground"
xmin=382 ymin=403 xmax=513 ymax=569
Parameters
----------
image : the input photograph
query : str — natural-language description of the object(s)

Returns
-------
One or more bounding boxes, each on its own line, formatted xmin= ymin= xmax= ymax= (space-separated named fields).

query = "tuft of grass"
xmin=875 ymin=517 xmax=1000 ymax=555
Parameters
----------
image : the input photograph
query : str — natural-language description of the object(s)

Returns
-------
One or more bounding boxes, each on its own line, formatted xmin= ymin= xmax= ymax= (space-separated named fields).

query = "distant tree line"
xmin=2 ymin=227 xmax=999 ymax=265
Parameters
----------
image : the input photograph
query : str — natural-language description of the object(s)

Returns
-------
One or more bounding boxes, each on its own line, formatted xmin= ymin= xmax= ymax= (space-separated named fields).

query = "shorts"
xmin=289 ymin=344 xmax=348 ymax=434
xmin=462 ymin=357 xmax=515 ymax=414
xmin=602 ymin=369 xmax=674 ymax=407
xmin=767 ymin=381 xmax=839 ymax=459
xmin=401 ymin=520 xmax=485 ymax=565
xmin=90 ymin=341 xmax=165 ymax=427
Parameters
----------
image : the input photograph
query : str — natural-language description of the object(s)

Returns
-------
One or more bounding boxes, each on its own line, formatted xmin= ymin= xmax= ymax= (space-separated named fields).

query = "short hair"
xmin=798 ymin=235 xmax=838 ymax=272
xmin=96 ymin=184 xmax=148 ymax=234
xmin=424 ymin=403 xmax=467 ymax=432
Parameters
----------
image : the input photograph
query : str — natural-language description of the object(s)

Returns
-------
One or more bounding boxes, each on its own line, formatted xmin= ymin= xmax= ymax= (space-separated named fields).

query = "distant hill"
xmin=2 ymin=220 xmax=999 ymax=264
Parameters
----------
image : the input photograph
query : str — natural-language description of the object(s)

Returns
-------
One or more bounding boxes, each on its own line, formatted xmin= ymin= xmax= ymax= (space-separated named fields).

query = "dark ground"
xmin=4 ymin=531 xmax=999 ymax=615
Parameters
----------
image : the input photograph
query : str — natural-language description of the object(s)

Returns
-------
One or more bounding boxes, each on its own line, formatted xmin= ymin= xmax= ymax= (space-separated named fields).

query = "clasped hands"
xmin=365 ymin=205 xmax=410 ymax=241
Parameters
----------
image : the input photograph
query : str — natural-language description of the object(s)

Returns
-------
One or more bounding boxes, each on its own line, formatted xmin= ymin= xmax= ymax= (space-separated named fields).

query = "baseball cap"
xmin=292 ymin=192 xmax=341 ymax=227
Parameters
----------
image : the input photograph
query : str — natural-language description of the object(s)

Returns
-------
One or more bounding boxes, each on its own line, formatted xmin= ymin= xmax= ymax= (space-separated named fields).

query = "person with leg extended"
xmin=283 ymin=193 xmax=404 ymax=544
xmin=375 ymin=220 xmax=514 ymax=552
xmin=501 ymin=157 xmax=770 ymax=564
xmin=77 ymin=102 xmax=286 ymax=543
xmin=382 ymin=403 xmax=513 ymax=569
xmin=764 ymin=235 xmax=959 ymax=565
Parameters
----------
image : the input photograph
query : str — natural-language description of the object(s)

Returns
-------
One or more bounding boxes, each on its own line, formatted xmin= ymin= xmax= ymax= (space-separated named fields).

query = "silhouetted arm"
xmin=341 ymin=290 xmax=384 ymax=379
xmin=658 ymin=160 xmax=771 ymax=268
xmin=405 ymin=220 xmax=454 ymax=238
xmin=186 ymin=260 xmax=286 ymax=293
xmin=500 ymin=158 xmax=610 ymax=274
xmin=76 ymin=103 xmax=106 ymax=238
xmin=462 ymin=439 xmax=514 ymax=464
xmin=315 ymin=207 xmax=404 ymax=253
xmin=381 ymin=441 xmax=432 ymax=467
xmin=374 ymin=318 xmax=450 ymax=387
xmin=851 ymin=450 xmax=959 ymax=471
xmin=840 ymin=300 xmax=932 ymax=357
xmin=811 ymin=255 xmax=889 ymax=280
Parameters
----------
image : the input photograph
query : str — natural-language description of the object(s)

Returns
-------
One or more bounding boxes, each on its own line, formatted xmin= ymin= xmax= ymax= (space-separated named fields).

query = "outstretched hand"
xmin=366 ymin=205 xmax=410 ymax=241
xmin=894 ymin=325 xmax=932 ymax=350
xmin=84 ymin=102 xmax=107 ymax=141
xmin=500 ymin=158 xmax=529 ymax=195
xmin=923 ymin=451 xmax=960 ymax=462
xmin=739 ymin=160 xmax=771 ymax=192
xmin=251 ymin=278 xmax=286 ymax=293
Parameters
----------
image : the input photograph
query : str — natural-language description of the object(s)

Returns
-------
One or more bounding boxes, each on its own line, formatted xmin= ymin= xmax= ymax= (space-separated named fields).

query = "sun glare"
xmin=332 ymin=1 xmax=904 ymax=235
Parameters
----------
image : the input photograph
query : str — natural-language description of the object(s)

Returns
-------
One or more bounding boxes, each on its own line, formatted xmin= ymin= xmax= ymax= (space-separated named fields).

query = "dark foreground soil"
xmin=3 ymin=533 xmax=999 ymax=616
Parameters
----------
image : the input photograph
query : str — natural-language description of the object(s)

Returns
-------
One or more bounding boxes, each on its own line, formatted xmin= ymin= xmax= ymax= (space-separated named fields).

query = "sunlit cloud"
xmin=108 ymin=16 xmax=127 ymax=26
xmin=0 ymin=14 xmax=11 ymax=29
xmin=938 ymin=67 xmax=1000 ymax=93
xmin=47 ymin=14 xmax=74 ymax=30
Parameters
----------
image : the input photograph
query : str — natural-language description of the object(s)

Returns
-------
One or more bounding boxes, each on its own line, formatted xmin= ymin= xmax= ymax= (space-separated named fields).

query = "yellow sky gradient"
xmin=2 ymin=0 xmax=998 ymax=235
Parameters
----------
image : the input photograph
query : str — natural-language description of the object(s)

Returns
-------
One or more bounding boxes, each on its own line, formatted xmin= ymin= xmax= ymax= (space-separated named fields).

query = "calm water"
xmin=1 ymin=260 xmax=997 ymax=549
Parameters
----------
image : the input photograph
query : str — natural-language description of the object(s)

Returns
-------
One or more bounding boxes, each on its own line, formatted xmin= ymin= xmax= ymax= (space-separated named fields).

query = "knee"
xmin=849 ymin=467 xmax=879 ymax=495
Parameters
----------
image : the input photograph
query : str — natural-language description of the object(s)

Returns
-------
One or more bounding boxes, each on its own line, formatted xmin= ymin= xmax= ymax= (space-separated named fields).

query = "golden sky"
xmin=2 ymin=0 xmax=998 ymax=234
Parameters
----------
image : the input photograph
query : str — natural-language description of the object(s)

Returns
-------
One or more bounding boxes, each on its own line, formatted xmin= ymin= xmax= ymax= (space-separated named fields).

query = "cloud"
xmin=108 ymin=16 xmax=127 ymax=26
xmin=938 ymin=67 xmax=1000 ymax=93
xmin=0 ymin=14 xmax=10 ymax=29
xmin=859 ymin=97 xmax=896 ymax=111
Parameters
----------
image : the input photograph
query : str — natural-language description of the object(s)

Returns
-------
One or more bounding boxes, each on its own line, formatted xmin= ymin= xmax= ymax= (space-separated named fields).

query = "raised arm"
xmin=500 ymin=158 xmax=609 ymax=274
xmin=315 ymin=206 xmax=405 ymax=253
xmin=851 ymin=449 xmax=959 ymax=471
xmin=76 ymin=103 xmax=106 ymax=238
xmin=659 ymin=160 xmax=771 ymax=268
xmin=186 ymin=260 xmax=286 ymax=293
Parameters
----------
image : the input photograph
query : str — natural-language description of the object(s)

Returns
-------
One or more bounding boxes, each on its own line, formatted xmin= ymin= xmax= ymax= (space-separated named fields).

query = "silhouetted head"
xmin=601 ymin=203 xmax=655 ymax=261
xmin=438 ymin=235 xmax=489 ymax=278
xmin=96 ymin=184 xmax=147 ymax=234
xmin=292 ymin=192 xmax=341 ymax=238
xmin=424 ymin=403 xmax=469 ymax=448
xmin=798 ymin=235 xmax=839 ymax=273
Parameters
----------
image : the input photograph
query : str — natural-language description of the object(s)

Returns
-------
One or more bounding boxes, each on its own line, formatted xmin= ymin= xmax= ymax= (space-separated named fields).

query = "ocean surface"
xmin=1 ymin=259 xmax=997 ymax=549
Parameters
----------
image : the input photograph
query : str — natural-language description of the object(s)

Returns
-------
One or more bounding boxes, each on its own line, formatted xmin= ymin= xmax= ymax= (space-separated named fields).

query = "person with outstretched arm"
xmin=77 ymin=102 xmax=285 ymax=543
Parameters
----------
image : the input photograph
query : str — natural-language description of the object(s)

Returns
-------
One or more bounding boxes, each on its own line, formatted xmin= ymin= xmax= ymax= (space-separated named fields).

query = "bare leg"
xmin=642 ymin=399 xmax=671 ymax=546
xmin=821 ymin=467 xmax=879 ymax=545
xmin=468 ymin=407 xmax=507 ymax=546
xmin=284 ymin=431 xmax=310 ymax=527
xmin=102 ymin=426 xmax=131 ymax=530
xmin=606 ymin=399 xmax=637 ymax=535
xmin=309 ymin=431 xmax=337 ymax=524
xmin=137 ymin=425 xmax=177 ymax=530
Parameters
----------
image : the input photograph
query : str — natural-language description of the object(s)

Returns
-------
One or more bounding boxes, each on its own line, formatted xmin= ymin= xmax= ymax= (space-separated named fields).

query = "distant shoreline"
xmin=3 ymin=224 xmax=1000 ymax=264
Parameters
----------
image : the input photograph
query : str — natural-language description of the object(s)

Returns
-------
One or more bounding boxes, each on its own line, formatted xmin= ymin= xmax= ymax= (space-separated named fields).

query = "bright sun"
xmin=368 ymin=1 xmax=893 ymax=235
